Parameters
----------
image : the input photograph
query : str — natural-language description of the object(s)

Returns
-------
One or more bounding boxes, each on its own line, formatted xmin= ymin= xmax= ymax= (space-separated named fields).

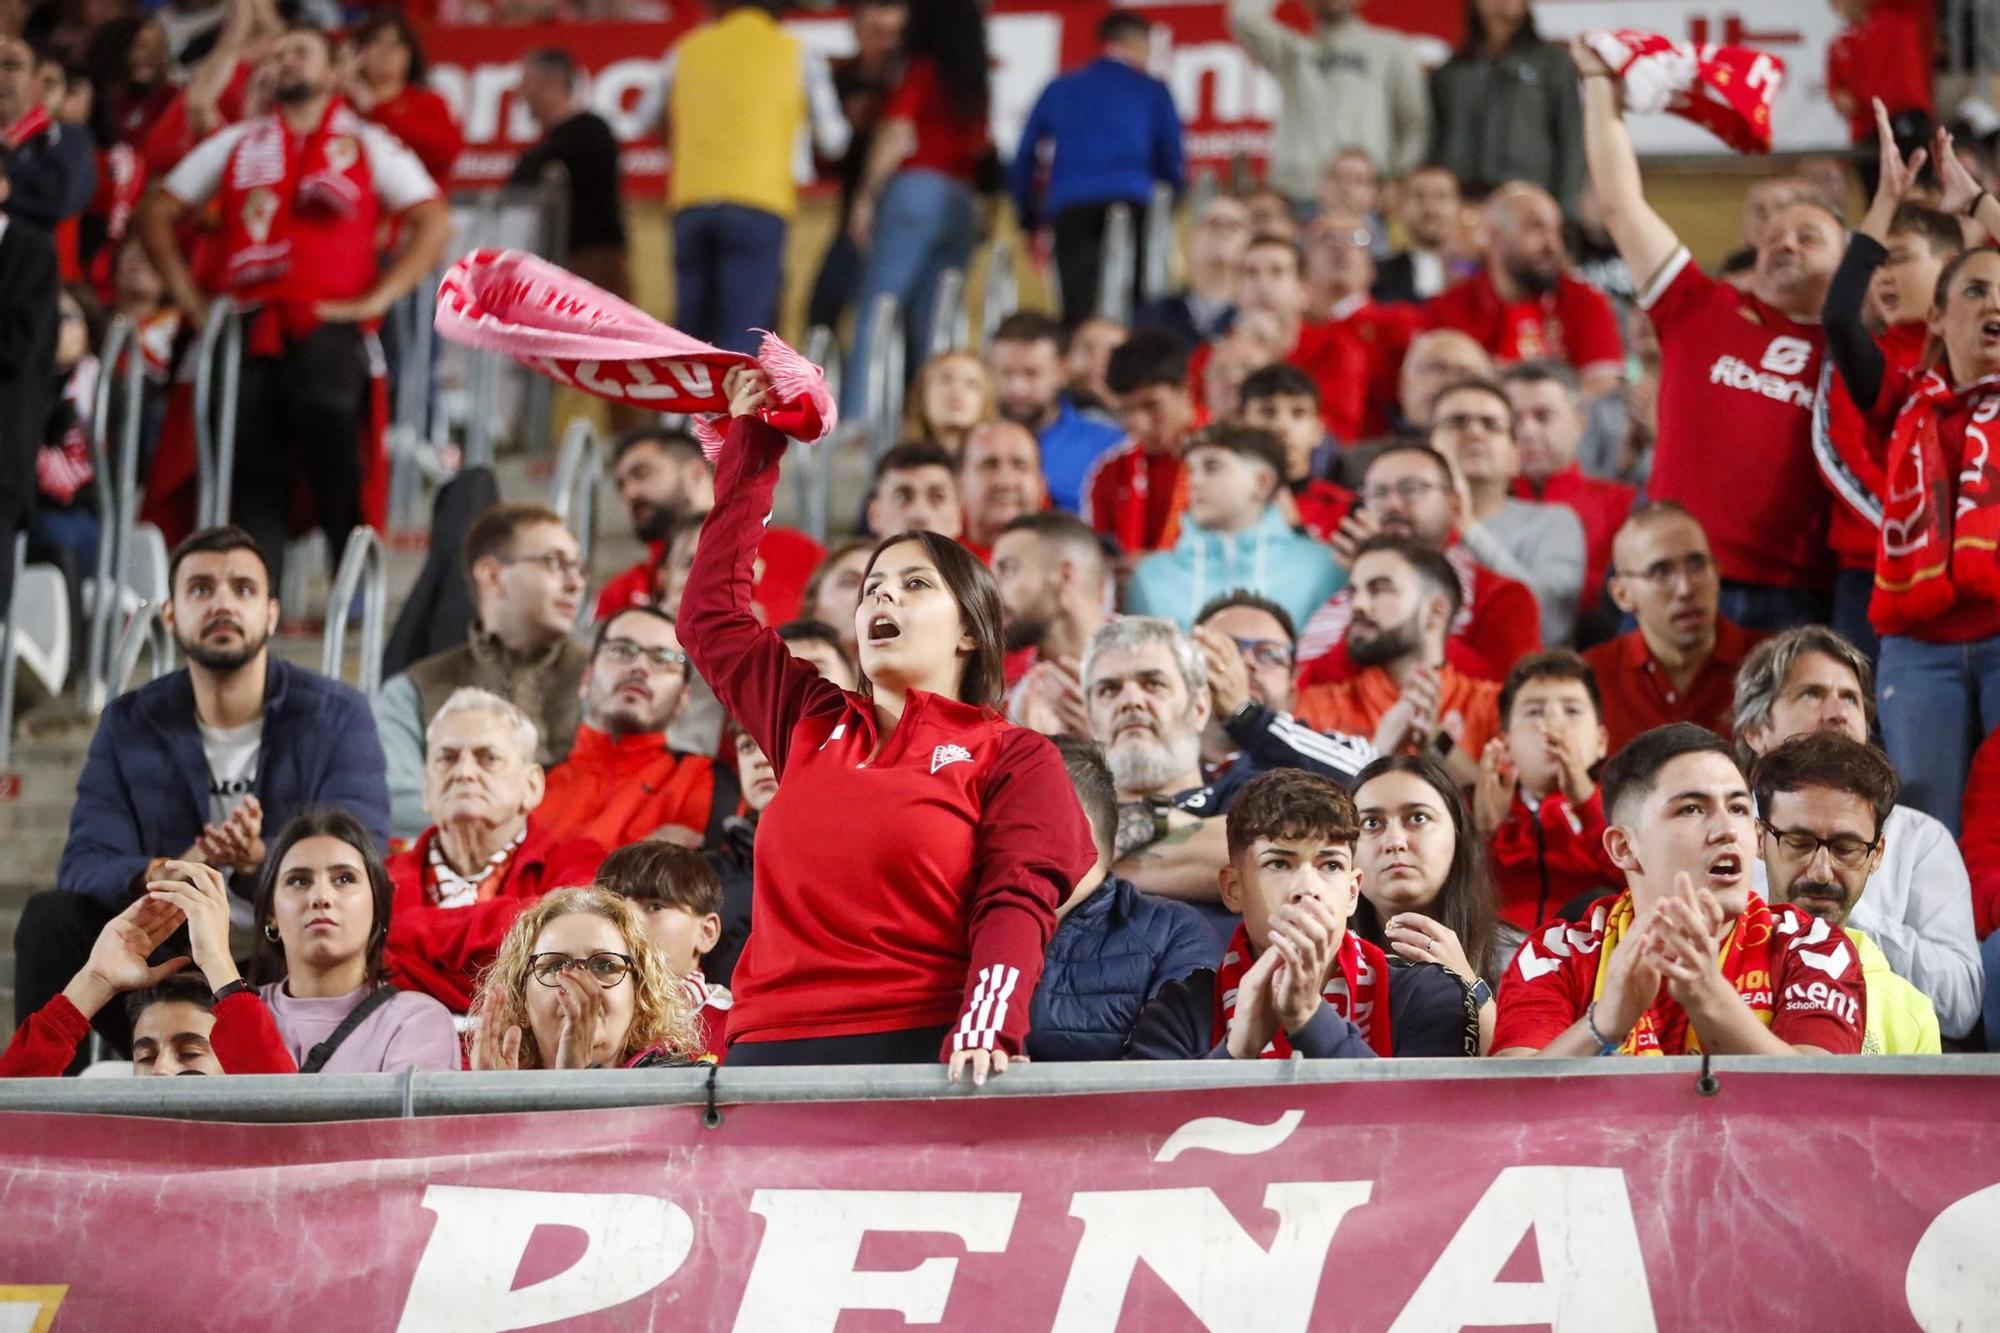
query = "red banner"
xmin=3 ymin=1070 xmax=1998 ymax=1329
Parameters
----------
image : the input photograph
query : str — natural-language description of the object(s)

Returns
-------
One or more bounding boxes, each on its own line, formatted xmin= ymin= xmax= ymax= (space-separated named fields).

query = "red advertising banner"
xmin=3 ymin=1070 xmax=1998 ymax=1329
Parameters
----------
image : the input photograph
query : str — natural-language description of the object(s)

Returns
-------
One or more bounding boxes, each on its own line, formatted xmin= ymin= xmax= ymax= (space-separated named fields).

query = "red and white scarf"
xmin=1 ymin=103 xmax=51 ymax=151
xmin=1870 ymin=369 xmax=2000 ymax=635
xmin=1583 ymin=30 xmax=1784 ymax=155
xmin=434 ymin=248 xmax=836 ymax=451
xmin=216 ymin=97 xmax=371 ymax=301
xmin=1591 ymin=892 xmax=1777 ymax=1055
xmin=1212 ymin=922 xmax=1393 ymax=1057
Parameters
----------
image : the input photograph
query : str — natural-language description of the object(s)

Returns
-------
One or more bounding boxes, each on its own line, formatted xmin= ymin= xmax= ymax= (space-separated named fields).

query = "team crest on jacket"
xmin=930 ymin=743 xmax=972 ymax=775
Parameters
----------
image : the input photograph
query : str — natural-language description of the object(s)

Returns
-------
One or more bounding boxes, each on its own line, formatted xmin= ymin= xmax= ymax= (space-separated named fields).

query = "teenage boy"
xmin=1238 ymin=363 xmax=1359 ymax=532
xmin=595 ymin=839 xmax=731 ymax=1058
xmin=1125 ymin=423 xmax=1343 ymax=631
xmin=1493 ymin=723 xmax=1867 ymax=1057
xmin=1085 ymin=328 xmax=1201 ymax=554
xmin=1126 ymin=767 xmax=1476 ymax=1059
xmin=1476 ymin=651 xmax=1621 ymax=932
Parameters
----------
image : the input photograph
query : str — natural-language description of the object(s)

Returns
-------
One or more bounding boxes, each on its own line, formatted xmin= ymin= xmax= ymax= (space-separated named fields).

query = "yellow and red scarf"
xmin=1589 ymin=891 xmax=1776 ymax=1055
xmin=1213 ymin=922 xmax=1393 ymax=1057
xmin=1870 ymin=368 xmax=2000 ymax=635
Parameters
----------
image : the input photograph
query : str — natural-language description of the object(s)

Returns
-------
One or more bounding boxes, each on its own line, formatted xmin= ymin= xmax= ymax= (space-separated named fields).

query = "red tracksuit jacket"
xmin=0 ymin=991 xmax=297 ymax=1077
xmin=682 ymin=417 xmax=1096 ymax=1059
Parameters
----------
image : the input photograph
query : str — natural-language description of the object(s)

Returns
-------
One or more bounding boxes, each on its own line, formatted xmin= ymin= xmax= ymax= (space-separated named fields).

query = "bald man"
xmin=1422 ymin=183 xmax=1624 ymax=398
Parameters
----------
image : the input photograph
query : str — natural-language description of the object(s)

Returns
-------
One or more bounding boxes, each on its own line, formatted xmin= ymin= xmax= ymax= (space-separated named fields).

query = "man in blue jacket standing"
xmin=1010 ymin=13 xmax=1183 ymax=324
xmin=13 ymin=526 xmax=390 ymax=1066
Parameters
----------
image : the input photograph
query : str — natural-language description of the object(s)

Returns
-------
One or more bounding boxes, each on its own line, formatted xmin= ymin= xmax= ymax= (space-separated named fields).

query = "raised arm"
xmin=1572 ymin=39 xmax=1680 ymax=291
xmin=1227 ymin=0 xmax=1301 ymax=74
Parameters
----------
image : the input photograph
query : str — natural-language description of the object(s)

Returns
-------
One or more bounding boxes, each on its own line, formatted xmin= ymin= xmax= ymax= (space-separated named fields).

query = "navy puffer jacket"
xmin=1027 ymin=877 xmax=1222 ymax=1062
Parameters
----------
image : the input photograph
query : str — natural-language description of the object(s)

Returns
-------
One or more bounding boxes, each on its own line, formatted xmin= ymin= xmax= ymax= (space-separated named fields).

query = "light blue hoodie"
xmin=1124 ymin=506 xmax=1346 ymax=631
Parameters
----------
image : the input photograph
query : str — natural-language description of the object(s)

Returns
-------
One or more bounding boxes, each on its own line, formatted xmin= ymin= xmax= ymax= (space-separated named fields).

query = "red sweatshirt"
xmin=1960 ymin=729 xmax=2000 ymax=940
xmin=537 ymin=725 xmax=721 ymax=850
xmin=682 ymin=417 xmax=1096 ymax=1059
xmin=383 ymin=818 xmax=607 ymax=1012
xmin=1487 ymin=789 xmax=1622 ymax=932
xmin=0 ymin=991 xmax=297 ymax=1077
xmin=593 ymin=524 xmax=825 ymax=624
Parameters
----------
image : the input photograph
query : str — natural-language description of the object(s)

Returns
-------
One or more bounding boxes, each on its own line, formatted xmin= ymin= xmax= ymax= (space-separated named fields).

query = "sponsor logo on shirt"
xmin=1784 ymin=979 xmax=1859 ymax=1026
xmin=930 ymin=743 xmax=972 ymax=775
xmin=1707 ymin=335 xmax=1817 ymax=410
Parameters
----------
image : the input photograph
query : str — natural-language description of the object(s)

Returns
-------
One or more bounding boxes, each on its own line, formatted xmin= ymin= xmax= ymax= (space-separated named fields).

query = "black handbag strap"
xmin=300 ymin=985 xmax=398 ymax=1073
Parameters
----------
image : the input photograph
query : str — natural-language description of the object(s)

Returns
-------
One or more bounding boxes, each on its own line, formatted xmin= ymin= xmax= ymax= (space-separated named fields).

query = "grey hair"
xmin=426 ymin=686 xmax=542 ymax=763
xmin=1500 ymin=357 xmax=1582 ymax=407
xmin=1731 ymin=626 xmax=1875 ymax=757
xmin=1081 ymin=616 xmax=1207 ymax=701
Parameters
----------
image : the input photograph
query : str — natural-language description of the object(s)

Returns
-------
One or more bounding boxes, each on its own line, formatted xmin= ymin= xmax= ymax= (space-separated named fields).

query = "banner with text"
xmin=2 ymin=1071 xmax=1997 ymax=1330
xmin=420 ymin=1 xmax=1856 ymax=195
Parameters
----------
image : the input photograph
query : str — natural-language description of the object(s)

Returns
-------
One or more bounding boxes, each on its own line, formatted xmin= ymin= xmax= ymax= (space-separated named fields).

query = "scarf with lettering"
xmin=1583 ymin=30 xmax=1784 ymax=155
xmin=1869 ymin=369 xmax=2000 ymax=635
xmin=434 ymin=248 xmax=835 ymax=450
xmin=1589 ymin=891 xmax=1776 ymax=1055
xmin=1212 ymin=921 xmax=1392 ymax=1057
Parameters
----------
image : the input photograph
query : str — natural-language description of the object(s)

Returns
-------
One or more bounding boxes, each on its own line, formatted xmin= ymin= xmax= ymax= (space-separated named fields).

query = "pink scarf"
xmin=433 ymin=249 xmax=835 ymax=452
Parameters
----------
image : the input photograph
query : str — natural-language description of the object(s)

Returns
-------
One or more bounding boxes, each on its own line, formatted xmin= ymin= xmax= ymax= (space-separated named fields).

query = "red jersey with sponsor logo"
xmin=1815 ymin=322 xmax=1928 ymax=571
xmin=1642 ymin=249 xmax=1831 ymax=589
xmin=682 ymin=417 xmax=1096 ymax=1059
xmin=1493 ymin=891 xmax=1865 ymax=1054
xmin=1422 ymin=270 xmax=1624 ymax=380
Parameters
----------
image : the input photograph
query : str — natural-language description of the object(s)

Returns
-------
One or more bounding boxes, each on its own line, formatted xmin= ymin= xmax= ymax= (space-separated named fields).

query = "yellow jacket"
xmin=1846 ymin=927 xmax=1941 ymax=1055
xmin=668 ymin=10 xmax=809 ymax=217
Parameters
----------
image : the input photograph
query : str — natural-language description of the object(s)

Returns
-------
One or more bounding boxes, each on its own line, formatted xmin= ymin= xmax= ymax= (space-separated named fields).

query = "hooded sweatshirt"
xmin=1124 ymin=505 xmax=1345 ymax=631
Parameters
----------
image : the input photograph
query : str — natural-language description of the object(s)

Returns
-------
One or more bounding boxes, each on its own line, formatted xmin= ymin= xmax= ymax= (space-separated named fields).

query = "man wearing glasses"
xmin=375 ymin=503 xmax=591 ymax=838
xmin=536 ymin=607 xmax=737 ymax=852
xmin=1734 ymin=627 xmax=1982 ymax=1042
xmin=1750 ymin=732 xmax=1941 ymax=1053
xmin=1584 ymin=501 xmax=1761 ymax=752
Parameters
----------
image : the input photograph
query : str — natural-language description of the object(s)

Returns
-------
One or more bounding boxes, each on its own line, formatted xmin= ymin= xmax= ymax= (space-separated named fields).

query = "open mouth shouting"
xmin=1705 ymin=851 xmax=1745 ymax=887
xmin=866 ymin=614 xmax=903 ymax=645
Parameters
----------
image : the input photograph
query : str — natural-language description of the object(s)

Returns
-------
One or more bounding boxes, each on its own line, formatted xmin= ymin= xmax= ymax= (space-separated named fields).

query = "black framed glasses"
xmin=529 ymin=951 xmax=635 ymax=989
xmin=499 ymin=550 xmax=585 ymax=579
xmin=1615 ymin=552 xmax=1714 ymax=588
xmin=1231 ymin=636 xmax=1295 ymax=670
xmin=599 ymin=638 xmax=687 ymax=672
xmin=1360 ymin=479 xmax=1446 ymax=507
xmin=1757 ymin=819 xmax=1880 ymax=869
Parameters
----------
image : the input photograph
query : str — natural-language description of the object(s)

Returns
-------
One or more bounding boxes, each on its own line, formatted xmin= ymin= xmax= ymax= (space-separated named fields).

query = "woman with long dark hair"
xmin=342 ymin=13 xmax=463 ymax=186
xmin=1352 ymin=754 xmax=1513 ymax=1054
xmin=251 ymin=809 xmax=460 ymax=1073
xmin=843 ymin=0 xmax=993 ymax=419
xmin=680 ymin=368 xmax=1094 ymax=1079
xmin=1428 ymin=0 xmax=1582 ymax=212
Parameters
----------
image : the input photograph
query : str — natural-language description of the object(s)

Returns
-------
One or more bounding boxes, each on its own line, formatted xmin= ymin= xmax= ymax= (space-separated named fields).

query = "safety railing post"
xmin=928 ymin=267 xmax=967 ymax=357
xmin=1143 ymin=182 xmax=1175 ymax=306
xmin=108 ymin=601 xmax=176 ymax=700
xmin=85 ymin=318 xmax=145 ymax=714
xmin=550 ymin=417 xmax=604 ymax=576
xmin=1097 ymin=202 xmax=1136 ymax=325
xmin=192 ymin=300 xmax=242 ymax=529
xmin=799 ymin=326 xmax=839 ymax=544
xmin=864 ymin=292 xmax=905 ymax=466
xmin=321 ymin=528 xmax=387 ymax=696
xmin=978 ymin=238 xmax=1017 ymax=355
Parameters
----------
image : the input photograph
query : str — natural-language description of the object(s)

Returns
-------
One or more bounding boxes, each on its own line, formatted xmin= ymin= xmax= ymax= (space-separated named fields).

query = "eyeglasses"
xmin=1758 ymin=819 xmax=1880 ymax=869
xmin=529 ymin=951 xmax=635 ymax=988
xmin=1360 ymin=478 xmax=1445 ymax=507
xmin=599 ymin=638 xmax=687 ymax=672
xmin=1311 ymin=227 xmax=1373 ymax=250
xmin=1231 ymin=636 xmax=1295 ymax=670
xmin=1435 ymin=411 xmax=1509 ymax=435
xmin=1615 ymin=552 xmax=1714 ymax=588
xmin=499 ymin=550 xmax=585 ymax=579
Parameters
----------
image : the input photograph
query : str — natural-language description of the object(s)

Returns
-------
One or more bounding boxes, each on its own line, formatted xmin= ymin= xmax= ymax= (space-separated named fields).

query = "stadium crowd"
xmin=3 ymin=0 xmax=1995 ymax=1079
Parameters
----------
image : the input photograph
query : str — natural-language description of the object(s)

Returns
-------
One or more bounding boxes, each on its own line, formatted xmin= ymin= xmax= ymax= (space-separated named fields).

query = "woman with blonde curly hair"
xmin=468 ymin=887 xmax=702 ymax=1070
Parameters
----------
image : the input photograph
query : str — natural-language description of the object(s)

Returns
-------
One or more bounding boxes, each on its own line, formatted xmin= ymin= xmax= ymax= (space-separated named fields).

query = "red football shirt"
xmin=1189 ymin=320 xmax=1370 ymax=442
xmin=1422 ymin=270 xmax=1623 ymax=381
xmin=1580 ymin=619 xmax=1763 ymax=753
xmin=1641 ymin=249 xmax=1831 ymax=589
xmin=1328 ymin=297 xmax=1419 ymax=439
xmin=1826 ymin=7 xmax=1934 ymax=142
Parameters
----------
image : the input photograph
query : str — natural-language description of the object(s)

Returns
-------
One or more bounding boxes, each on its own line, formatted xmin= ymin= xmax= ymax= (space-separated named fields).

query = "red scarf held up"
xmin=1870 ymin=369 xmax=2000 ymax=635
xmin=1213 ymin=922 xmax=1392 ymax=1057
xmin=1582 ymin=30 xmax=1784 ymax=154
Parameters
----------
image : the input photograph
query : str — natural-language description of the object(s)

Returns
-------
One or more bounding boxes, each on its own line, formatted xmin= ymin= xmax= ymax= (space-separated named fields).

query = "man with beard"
xmin=1082 ymin=616 xmax=1236 ymax=928
xmin=136 ymin=24 xmax=451 ymax=593
xmin=1734 ymin=627 xmax=1981 ymax=1041
xmin=535 ymin=606 xmax=737 ymax=852
xmin=1374 ymin=163 xmax=1463 ymax=306
xmin=13 ymin=526 xmax=390 ymax=1064
xmin=1751 ymin=732 xmax=1941 ymax=1053
xmin=1577 ymin=39 xmax=1844 ymax=630
xmin=958 ymin=420 xmax=1046 ymax=562
xmin=1422 ymin=184 xmax=1623 ymax=399
xmin=1295 ymin=537 xmax=1495 ymax=783
xmin=994 ymin=511 xmax=1109 ymax=738
xmin=1584 ymin=503 xmax=1760 ymax=751
xmin=594 ymin=426 xmax=823 ymax=625
xmin=986 ymin=311 xmax=1122 ymax=515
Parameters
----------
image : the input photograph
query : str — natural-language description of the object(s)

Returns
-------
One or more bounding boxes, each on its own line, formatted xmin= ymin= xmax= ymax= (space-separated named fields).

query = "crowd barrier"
xmin=1 ymin=1058 xmax=1995 ymax=1330
xmin=550 ymin=417 xmax=607 ymax=586
xmin=322 ymin=527 xmax=390 ymax=696
xmin=82 ymin=316 xmax=166 ymax=716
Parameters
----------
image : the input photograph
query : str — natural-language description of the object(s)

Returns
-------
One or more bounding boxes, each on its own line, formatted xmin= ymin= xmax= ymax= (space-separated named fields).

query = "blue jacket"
xmin=1124 ymin=506 xmax=1346 ymax=631
xmin=58 ymin=657 xmax=391 ymax=906
xmin=1125 ymin=961 xmax=1476 ymax=1059
xmin=1009 ymin=57 xmax=1184 ymax=226
xmin=1039 ymin=396 xmax=1125 ymax=515
xmin=1027 ymin=876 xmax=1222 ymax=1062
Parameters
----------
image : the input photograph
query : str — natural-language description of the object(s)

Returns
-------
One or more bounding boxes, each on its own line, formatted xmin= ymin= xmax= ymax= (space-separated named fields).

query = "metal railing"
xmin=928 ymin=266 xmax=968 ymax=357
xmin=321 ymin=528 xmax=388 ymax=696
xmin=191 ymin=300 xmax=243 ymax=529
xmin=84 ymin=317 xmax=147 ymax=714
xmin=1142 ymin=181 xmax=1176 ymax=306
xmin=108 ymin=600 xmax=176 ymax=699
xmin=861 ymin=291 xmax=907 ymax=465
xmin=978 ymin=237 xmax=1018 ymax=354
xmin=797 ymin=325 xmax=842 ymax=543
xmin=550 ymin=416 xmax=605 ymax=575
xmin=1097 ymin=202 xmax=1137 ymax=325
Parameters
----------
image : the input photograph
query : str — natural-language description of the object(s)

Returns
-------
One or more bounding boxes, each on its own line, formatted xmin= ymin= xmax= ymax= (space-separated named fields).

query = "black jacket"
xmin=0 ymin=216 xmax=59 ymax=583
xmin=1126 ymin=957 xmax=1477 ymax=1059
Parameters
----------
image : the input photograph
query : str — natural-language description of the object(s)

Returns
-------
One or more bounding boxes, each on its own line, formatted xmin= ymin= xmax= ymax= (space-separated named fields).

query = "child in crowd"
xmin=596 ymin=839 xmax=731 ymax=1058
xmin=1236 ymin=363 xmax=1357 ymax=538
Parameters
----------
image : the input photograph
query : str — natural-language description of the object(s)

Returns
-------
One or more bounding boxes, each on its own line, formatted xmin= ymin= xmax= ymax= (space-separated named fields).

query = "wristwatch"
xmin=211 ymin=979 xmax=254 ymax=1004
xmin=1466 ymin=977 xmax=1493 ymax=1008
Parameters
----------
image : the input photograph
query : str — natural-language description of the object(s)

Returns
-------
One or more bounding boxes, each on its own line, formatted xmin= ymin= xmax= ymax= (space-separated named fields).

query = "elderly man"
xmin=959 ymin=420 xmax=1046 ymax=561
xmin=375 ymin=503 xmax=591 ymax=838
xmin=383 ymin=688 xmax=606 ymax=1012
xmin=1423 ymin=183 xmax=1624 ymax=397
xmin=1135 ymin=194 xmax=1249 ymax=348
xmin=537 ymin=607 xmax=736 ymax=852
xmin=1734 ymin=627 xmax=1983 ymax=1041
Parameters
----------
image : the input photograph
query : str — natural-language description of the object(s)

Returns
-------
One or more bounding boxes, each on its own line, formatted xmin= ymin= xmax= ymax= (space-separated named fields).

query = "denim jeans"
xmin=843 ymin=168 xmax=978 ymax=420
xmin=1830 ymin=566 xmax=1881 ymax=668
xmin=673 ymin=203 xmax=787 ymax=357
xmin=1717 ymin=579 xmax=1832 ymax=635
xmin=1876 ymin=633 xmax=2000 ymax=836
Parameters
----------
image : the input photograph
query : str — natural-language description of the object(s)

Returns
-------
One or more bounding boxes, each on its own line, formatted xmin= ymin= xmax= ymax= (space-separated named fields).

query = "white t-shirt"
xmin=162 ymin=108 xmax=439 ymax=215
xmin=200 ymin=717 xmax=263 ymax=826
